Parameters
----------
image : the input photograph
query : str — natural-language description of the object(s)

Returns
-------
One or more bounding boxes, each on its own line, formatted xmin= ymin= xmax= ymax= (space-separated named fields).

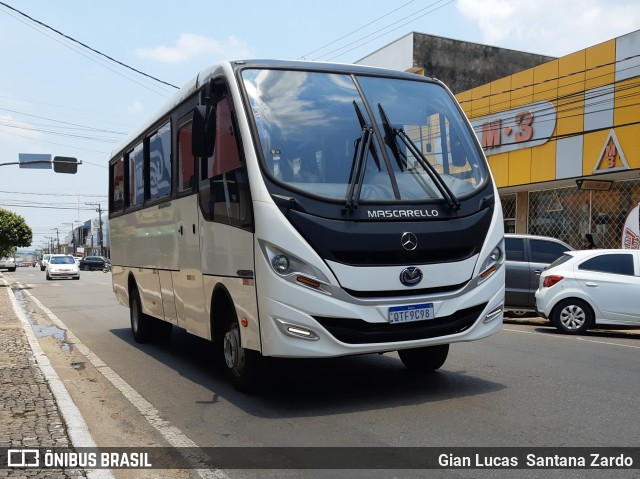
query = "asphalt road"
xmin=5 ymin=266 xmax=640 ymax=479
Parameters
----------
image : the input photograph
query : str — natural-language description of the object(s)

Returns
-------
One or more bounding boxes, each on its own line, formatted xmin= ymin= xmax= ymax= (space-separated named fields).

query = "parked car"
xmin=504 ymin=234 xmax=574 ymax=316
xmin=45 ymin=254 xmax=80 ymax=280
xmin=40 ymin=254 xmax=51 ymax=271
xmin=79 ymin=256 xmax=110 ymax=271
xmin=536 ymin=249 xmax=640 ymax=334
xmin=73 ymin=256 xmax=83 ymax=266
xmin=0 ymin=257 xmax=16 ymax=272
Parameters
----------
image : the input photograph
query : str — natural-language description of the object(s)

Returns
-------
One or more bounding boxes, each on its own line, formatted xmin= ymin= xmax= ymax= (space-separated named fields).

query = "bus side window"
xmin=128 ymin=142 xmax=144 ymax=208
xmin=177 ymin=122 xmax=195 ymax=192
xmin=199 ymin=95 xmax=253 ymax=230
xmin=110 ymin=157 xmax=125 ymax=213
xmin=149 ymin=122 xmax=172 ymax=200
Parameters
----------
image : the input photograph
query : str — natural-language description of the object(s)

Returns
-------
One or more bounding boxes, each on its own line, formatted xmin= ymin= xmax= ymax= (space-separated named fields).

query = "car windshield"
xmin=242 ymin=68 xmax=486 ymax=204
xmin=50 ymin=257 xmax=75 ymax=264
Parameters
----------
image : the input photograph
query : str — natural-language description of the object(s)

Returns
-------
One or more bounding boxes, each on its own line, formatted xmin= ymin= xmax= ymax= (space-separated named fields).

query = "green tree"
xmin=0 ymin=208 xmax=32 ymax=258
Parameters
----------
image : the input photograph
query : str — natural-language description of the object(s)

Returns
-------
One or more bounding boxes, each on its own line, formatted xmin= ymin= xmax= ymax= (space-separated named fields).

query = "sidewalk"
xmin=0 ymin=278 xmax=85 ymax=478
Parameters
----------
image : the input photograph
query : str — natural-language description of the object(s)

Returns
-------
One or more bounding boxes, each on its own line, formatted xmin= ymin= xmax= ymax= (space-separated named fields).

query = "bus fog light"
xmin=274 ymin=319 xmax=320 ymax=341
xmin=272 ymin=254 xmax=290 ymax=274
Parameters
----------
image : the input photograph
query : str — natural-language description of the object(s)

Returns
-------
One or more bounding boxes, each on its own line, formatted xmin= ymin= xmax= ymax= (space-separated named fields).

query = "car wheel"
xmin=46 ymin=271 xmax=51 ymax=280
xmin=398 ymin=344 xmax=449 ymax=372
xmin=223 ymin=308 xmax=263 ymax=393
xmin=506 ymin=310 xmax=529 ymax=318
xmin=129 ymin=289 xmax=172 ymax=343
xmin=551 ymin=298 xmax=594 ymax=335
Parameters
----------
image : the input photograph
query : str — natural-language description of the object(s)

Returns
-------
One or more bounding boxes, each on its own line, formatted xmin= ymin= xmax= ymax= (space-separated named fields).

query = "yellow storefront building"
xmin=458 ymin=30 xmax=640 ymax=249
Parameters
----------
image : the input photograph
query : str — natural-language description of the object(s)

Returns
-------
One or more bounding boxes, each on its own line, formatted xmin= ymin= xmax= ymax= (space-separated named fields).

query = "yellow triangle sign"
xmin=593 ymin=129 xmax=629 ymax=173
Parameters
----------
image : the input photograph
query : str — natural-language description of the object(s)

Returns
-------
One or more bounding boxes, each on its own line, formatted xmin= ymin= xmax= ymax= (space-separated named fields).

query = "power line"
xmin=315 ymin=0 xmax=455 ymax=61
xmin=298 ymin=0 xmax=417 ymax=60
xmin=0 ymin=1 xmax=179 ymax=90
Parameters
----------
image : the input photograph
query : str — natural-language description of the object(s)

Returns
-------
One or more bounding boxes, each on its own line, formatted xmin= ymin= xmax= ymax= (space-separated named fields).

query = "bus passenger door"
xmin=173 ymin=118 xmax=207 ymax=336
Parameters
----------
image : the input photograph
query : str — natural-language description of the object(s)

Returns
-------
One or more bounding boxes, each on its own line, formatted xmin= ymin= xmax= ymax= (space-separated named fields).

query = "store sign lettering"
xmin=471 ymin=101 xmax=556 ymax=156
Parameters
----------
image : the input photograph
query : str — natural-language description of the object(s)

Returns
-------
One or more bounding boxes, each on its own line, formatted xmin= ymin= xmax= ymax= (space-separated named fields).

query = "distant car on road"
xmin=536 ymin=249 xmax=640 ymax=334
xmin=79 ymin=256 xmax=110 ymax=271
xmin=0 ymin=257 xmax=16 ymax=272
xmin=40 ymin=254 xmax=51 ymax=271
xmin=46 ymin=254 xmax=80 ymax=280
xmin=504 ymin=234 xmax=574 ymax=317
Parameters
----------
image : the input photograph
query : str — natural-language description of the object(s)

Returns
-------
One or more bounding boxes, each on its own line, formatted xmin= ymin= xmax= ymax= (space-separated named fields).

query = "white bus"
xmin=108 ymin=60 xmax=505 ymax=392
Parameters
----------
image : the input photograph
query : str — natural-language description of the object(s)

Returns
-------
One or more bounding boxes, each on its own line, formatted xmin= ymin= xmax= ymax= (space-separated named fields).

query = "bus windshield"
xmin=241 ymin=68 xmax=487 ymax=204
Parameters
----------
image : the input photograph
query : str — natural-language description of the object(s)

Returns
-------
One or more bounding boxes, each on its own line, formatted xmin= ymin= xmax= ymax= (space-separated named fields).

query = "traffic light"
xmin=53 ymin=156 xmax=79 ymax=174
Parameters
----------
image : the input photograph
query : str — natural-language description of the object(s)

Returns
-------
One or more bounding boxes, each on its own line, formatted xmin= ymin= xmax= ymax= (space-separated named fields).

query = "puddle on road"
xmin=11 ymin=286 xmax=68 ymax=343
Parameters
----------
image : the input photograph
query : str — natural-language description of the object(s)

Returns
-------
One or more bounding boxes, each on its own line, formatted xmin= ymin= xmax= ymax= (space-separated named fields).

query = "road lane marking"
xmin=17 ymin=284 xmax=229 ymax=479
xmin=503 ymin=327 xmax=640 ymax=349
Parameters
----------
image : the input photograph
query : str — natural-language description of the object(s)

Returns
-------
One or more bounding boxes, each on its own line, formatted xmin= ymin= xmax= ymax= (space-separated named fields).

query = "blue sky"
xmin=0 ymin=0 xmax=638 ymax=248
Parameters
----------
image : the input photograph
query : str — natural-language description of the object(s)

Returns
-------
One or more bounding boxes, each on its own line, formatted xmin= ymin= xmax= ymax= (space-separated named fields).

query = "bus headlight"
xmin=259 ymin=240 xmax=333 ymax=295
xmin=478 ymin=240 xmax=504 ymax=283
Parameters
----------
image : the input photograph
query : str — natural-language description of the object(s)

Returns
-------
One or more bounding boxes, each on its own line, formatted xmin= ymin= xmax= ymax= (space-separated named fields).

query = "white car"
xmin=535 ymin=249 xmax=640 ymax=334
xmin=46 ymin=254 xmax=80 ymax=280
xmin=0 ymin=257 xmax=16 ymax=272
xmin=40 ymin=254 xmax=51 ymax=271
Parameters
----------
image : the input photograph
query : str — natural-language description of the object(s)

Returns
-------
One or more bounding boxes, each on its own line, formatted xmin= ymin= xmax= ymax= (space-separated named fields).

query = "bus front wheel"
xmin=398 ymin=344 xmax=449 ymax=372
xmin=223 ymin=311 xmax=262 ymax=393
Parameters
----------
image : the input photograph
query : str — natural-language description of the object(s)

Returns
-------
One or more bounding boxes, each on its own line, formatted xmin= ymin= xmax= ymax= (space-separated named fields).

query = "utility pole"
xmin=51 ymin=228 xmax=60 ymax=253
xmin=86 ymin=203 xmax=104 ymax=256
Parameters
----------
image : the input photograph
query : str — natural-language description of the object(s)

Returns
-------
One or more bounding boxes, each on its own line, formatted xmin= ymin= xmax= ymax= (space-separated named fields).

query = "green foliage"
xmin=0 ymin=208 xmax=32 ymax=258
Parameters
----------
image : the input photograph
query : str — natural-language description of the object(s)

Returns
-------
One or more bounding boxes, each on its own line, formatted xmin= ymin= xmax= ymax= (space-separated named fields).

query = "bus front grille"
xmin=313 ymin=303 xmax=487 ymax=344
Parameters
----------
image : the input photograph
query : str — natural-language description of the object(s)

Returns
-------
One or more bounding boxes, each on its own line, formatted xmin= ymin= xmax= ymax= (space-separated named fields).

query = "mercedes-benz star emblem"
xmin=401 ymin=232 xmax=418 ymax=251
xmin=400 ymin=267 xmax=423 ymax=287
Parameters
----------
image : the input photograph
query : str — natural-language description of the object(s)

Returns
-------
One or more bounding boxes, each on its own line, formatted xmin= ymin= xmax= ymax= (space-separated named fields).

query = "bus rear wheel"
xmin=398 ymin=344 xmax=449 ymax=372
xmin=223 ymin=311 xmax=262 ymax=393
xmin=130 ymin=289 xmax=171 ymax=343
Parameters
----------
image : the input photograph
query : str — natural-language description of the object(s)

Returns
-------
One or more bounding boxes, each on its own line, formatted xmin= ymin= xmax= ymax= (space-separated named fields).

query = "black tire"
xmin=398 ymin=344 xmax=449 ymax=372
xmin=40 ymin=266 xmax=45 ymax=271
xmin=551 ymin=298 xmax=594 ymax=335
xmin=222 ymin=307 xmax=263 ymax=393
xmin=129 ymin=289 xmax=172 ymax=343
xmin=9 ymin=267 xmax=16 ymax=272
xmin=46 ymin=271 xmax=52 ymax=281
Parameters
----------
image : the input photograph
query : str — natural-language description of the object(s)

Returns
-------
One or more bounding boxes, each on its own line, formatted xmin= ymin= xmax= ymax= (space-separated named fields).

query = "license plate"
xmin=388 ymin=303 xmax=434 ymax=324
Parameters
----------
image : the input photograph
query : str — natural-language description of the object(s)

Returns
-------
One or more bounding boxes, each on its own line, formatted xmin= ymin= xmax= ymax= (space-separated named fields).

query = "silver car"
xmin=504 ymin=234 xmax=573 ymax=316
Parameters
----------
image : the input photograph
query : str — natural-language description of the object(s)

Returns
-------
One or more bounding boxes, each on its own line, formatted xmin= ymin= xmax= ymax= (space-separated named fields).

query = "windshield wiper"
xmin=378 ymin=103 xmax=461 ymax=211
xmin=344 ymin=124 xmax=373 ymax=214
xmin=352 ymin=101 xmax=381 ymax=171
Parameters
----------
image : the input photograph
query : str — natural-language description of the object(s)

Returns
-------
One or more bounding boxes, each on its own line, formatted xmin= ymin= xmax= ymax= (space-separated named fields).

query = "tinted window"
xmin=149 ymin=122 xmax=171 ymax=200
xmin=505 ymin=237 xmax=525 ymax=261
xmin=178 ymin=121 xmax=195 ymax=193
xmin=530 ymin=239 xmax=569 ymax=263
xmin=199 ymin=94 xmax=253 ymax=231
xmin=110 ymin=157 xmax=125 ymax=213
xmin=579 ymin=253 xmax=635 ymax=275
xmin=547 ymin=253 xmax=573 ymax=269
xmin=129 ymin=142 xmax=144 ymax=207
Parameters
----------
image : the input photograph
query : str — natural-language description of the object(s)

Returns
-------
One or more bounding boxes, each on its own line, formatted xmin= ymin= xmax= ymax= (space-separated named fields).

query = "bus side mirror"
xmin=192 ymin=105 xmax=216 ymax=158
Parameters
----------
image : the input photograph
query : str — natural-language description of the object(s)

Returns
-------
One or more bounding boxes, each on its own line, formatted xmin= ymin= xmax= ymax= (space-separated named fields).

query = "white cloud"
xmin=127 ymin=100 xmax=145 ymax=115
xmin=135 ymin=33 xmax=251 ymax=63
xmin=456 ymin=0 xmax=640 ymax=56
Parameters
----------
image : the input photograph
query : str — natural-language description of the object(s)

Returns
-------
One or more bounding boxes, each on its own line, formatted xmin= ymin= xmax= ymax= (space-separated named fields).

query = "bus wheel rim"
xmin=223 ymin=326 xmax=244 ymax=376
